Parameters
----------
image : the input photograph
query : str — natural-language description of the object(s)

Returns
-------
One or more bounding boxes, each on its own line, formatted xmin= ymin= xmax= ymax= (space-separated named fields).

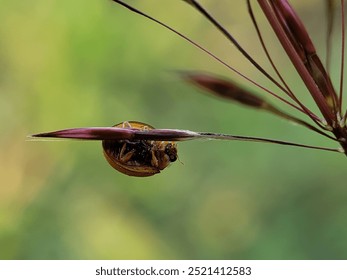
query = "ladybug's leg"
xmin=141 ymin=125 xmax=149 ymax=131
xmin=122 ymin=121 xmax=132 ymax=128
xmin=150 ymin=150 xmax=159 ymax=168
xmin=119 ymin=142 xmax=135 ymax=163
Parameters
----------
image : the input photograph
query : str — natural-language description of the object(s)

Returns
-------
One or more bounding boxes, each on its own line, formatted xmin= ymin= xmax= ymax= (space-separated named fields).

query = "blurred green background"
xmin=1 ymin=0 xmax=347 ymax=259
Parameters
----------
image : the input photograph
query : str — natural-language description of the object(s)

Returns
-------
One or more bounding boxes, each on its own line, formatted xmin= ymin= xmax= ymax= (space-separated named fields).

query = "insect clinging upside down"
xmin=102 ymin=121 xmax=178 ymax=177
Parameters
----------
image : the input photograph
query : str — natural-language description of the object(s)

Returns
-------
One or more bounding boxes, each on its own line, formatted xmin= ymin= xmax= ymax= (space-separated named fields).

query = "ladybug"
xmin=102 ymin=121 xmax=178 ymax=177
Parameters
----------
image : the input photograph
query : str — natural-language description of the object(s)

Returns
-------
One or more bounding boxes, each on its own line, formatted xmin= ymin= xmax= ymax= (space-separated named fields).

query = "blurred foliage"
xmin=0 ymin=0 xmax=347 ymax=259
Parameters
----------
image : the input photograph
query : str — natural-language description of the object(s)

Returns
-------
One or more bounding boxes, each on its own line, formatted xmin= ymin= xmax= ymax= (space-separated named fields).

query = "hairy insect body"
xmin=102 ymin=121 xmax=178 ymax=176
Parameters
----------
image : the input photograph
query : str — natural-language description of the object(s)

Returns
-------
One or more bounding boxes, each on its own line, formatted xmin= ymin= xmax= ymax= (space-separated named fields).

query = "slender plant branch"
xmin=339 ymin=0 xmax=345 ymax=116
xmin=30 ymin=127 xmax=343 ymax=153
xmin=326 ymin=0 xmax=335 ymax=73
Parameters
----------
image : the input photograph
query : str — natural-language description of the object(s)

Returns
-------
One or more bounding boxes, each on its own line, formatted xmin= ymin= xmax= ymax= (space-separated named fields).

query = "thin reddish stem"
xmin=339 ymin=0 xmax=345 ymax=115
xmin=326 ymin=0 xmax=335 ymax=73
xmin=247 ymin=0 xmax=293 ymax=96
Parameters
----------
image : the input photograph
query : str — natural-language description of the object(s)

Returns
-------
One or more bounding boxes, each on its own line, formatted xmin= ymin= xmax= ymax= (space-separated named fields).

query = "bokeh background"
xmin=1 ymin=0 xmax=347 ymax=259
